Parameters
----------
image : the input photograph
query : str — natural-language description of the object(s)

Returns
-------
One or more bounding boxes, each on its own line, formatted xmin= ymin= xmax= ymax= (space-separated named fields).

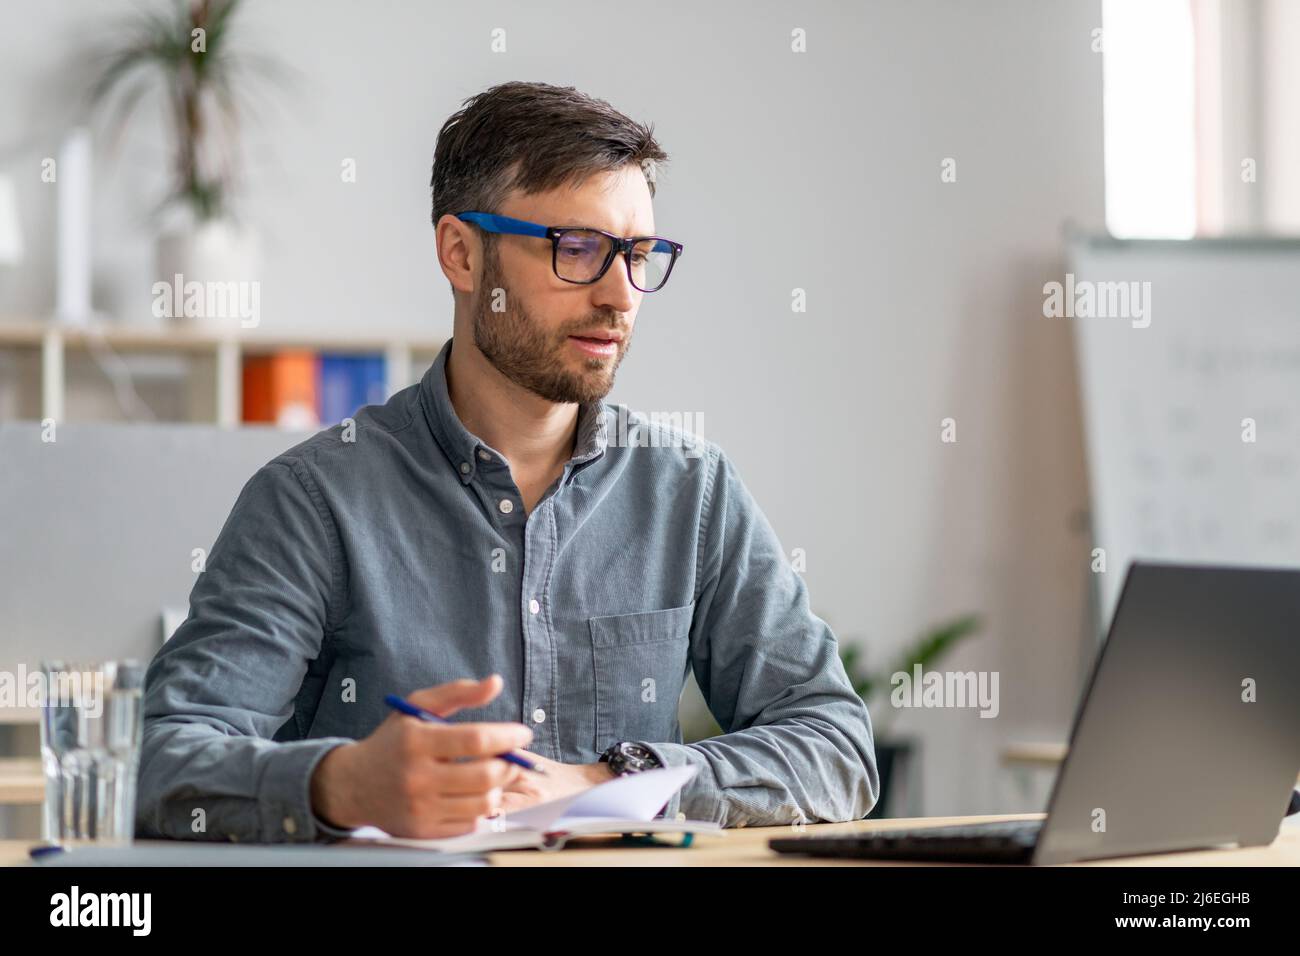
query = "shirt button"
xmin=458 ymin=462 xmax=471 ymax=475
xmin=282 ymin=816 xmax=297 ymax=835
xmin=528 ymin=599 xmax=540 ymax=615
xmin=498 ymin=499 xmax=514 ymax=514
xmin=532 ymin=708 xmax=546 ymax=724
xmin=478 ymin=449 xmax=491 ymax=462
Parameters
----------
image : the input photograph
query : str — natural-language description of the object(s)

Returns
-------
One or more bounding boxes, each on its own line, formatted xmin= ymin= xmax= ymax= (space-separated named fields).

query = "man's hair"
xmin=430 ymin=81 xmax=669 ymax=232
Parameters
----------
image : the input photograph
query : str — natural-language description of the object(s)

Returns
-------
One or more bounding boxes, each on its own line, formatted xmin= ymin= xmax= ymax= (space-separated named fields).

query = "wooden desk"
xmin=4 ymin=814 xmax=1298 ymax=866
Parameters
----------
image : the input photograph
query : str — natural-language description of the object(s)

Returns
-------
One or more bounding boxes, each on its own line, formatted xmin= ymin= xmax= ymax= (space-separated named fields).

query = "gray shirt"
xmin=137 ymin=338 xmax=878 ymax=842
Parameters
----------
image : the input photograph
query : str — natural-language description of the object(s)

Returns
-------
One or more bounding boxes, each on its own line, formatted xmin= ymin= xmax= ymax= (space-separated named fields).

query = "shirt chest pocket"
xmin=589 ymin=602 xmax=694 ymax=753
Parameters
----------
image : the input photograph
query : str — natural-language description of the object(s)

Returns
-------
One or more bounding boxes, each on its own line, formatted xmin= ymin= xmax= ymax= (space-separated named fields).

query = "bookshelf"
xmin=0 ymin=319 xmax=445 ymax=427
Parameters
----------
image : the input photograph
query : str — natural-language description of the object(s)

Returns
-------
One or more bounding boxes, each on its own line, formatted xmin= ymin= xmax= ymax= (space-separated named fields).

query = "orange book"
xmin=242 ymin=351 xmax=321 ymax=429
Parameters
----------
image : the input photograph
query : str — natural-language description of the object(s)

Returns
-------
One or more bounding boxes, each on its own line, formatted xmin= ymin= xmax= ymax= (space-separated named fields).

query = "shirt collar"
xmin=419 ymin=338 xmax=609 ymax=485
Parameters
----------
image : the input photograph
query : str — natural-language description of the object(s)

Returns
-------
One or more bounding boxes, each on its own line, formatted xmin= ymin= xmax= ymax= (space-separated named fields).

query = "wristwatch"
xmin=599 ymin=741 xmax=662 ymax=776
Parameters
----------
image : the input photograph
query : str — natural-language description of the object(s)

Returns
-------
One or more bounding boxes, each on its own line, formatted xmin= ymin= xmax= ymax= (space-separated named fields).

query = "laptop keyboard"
xmin=769 ymin=819 xmax=1043 ymax=864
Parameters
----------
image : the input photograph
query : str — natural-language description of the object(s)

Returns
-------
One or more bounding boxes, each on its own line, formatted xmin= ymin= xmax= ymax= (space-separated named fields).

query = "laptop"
xmin=771 ymin=562 xmax=1300 ymax=864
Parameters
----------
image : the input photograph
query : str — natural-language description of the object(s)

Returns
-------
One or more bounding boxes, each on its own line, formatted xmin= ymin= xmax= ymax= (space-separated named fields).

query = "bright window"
xmin=1102 ymin=0 xmax=1198 ymax=238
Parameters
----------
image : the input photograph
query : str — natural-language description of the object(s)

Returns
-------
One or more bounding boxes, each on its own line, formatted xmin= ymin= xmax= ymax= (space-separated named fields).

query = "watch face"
xmin=623 ymin=743 xmax=654 ymax=763
xmin=621 ymin=742 xmax=659 ymax=772
xmin=606 ymin=742 xmax=659 ymax=774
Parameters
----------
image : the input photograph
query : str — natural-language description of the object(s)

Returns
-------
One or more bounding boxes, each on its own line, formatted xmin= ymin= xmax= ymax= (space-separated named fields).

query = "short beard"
xmin=471 ymin=244 xmax=628 ymax=405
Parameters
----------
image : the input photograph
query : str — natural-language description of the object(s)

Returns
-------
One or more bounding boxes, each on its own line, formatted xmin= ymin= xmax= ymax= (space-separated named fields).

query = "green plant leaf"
xmin=890 ymin=614 xmax=982 ymax=676
xmin=86 ymin=0 xmax=286 ymax=225
xmin=837 ymin=613 xmax=983 ymax=708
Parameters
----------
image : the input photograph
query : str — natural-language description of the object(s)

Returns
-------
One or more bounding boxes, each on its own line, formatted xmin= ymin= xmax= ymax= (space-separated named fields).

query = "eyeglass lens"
xmin=555 ymin=231 xmax=674 ymax=291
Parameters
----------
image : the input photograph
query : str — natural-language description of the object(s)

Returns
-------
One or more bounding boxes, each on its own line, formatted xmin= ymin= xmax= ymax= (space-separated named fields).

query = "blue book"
xmin=319 ymin=354 xmax=388 ymax=425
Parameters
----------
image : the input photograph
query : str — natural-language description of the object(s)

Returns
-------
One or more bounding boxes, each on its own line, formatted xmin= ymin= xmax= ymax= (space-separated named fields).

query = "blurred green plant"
xmin=89 ymin=0 xmax=289 ymax=223
xmin=680 ymin=614 xmax=983 ymax=745
xmin=840 ymin=613 xmax=982 ymax=737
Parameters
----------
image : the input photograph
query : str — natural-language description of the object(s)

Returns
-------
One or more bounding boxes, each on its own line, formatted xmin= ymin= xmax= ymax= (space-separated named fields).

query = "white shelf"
xmin=0 ymin=319 xmax=444 ymax=428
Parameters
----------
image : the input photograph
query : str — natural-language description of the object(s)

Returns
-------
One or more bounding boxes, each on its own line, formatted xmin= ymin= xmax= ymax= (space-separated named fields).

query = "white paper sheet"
xmin=351 ymin=764 xmax=699 ymax=846
xmin=503 ymin=765 xmax=697 ymax=831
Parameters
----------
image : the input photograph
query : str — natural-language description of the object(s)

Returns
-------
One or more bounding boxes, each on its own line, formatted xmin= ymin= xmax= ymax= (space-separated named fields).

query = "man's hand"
xmin=497 ymin=751 xmax=614 ymax=815
xmin=310 ymin=674 xmax=534 ymax=839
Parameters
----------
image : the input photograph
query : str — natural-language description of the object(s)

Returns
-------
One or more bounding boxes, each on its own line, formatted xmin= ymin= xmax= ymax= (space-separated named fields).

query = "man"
xmin=138 ymin=81 xmax=878 ymax=842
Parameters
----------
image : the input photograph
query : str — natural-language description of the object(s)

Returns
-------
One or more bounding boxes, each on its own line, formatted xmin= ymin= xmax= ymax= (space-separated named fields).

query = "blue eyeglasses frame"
xmin=455 ymin=211 xmax=683 ymax=292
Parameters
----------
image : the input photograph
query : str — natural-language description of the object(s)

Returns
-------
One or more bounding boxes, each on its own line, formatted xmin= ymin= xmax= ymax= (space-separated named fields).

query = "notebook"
xmin=349 ymin=765 xmax=720 ymax=852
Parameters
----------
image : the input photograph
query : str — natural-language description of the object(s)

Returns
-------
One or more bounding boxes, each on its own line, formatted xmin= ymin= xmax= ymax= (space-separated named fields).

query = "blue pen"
xmin=383 ymin=694 xmax=545 ymax=774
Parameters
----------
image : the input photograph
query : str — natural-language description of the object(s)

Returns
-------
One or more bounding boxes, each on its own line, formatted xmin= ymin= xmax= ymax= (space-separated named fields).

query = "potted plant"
xmin=90 ymin=0 xmax=283 ymax=327
xmin=678 ymin=613 xmax=982 ymax=819
xmin=840 ymin=614 xmax=982 ymax=818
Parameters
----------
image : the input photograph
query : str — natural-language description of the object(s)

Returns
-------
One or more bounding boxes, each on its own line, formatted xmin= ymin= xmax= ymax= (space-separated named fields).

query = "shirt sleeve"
xmin=638 ymin=446 xmax=880 ymax=827
xmin=136 ymin=457 xmax=358 ymax=844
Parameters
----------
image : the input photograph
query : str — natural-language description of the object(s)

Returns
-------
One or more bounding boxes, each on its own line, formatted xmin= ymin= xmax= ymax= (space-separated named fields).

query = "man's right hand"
xmin=309 ymin=674 xmax=532 ymax=838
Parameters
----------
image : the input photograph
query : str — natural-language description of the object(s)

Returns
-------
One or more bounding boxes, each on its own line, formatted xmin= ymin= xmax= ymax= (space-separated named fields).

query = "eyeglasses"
xmin=455 ymin=211 xmax=683 ymax=293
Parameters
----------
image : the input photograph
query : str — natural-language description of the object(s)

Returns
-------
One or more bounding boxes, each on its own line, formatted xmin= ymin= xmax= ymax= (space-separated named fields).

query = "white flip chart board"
xmin=1069 ymin=236 xmax=1300 ymax=628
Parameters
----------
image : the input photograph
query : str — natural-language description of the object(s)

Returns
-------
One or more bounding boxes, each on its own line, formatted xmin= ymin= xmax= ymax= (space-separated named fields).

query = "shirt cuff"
xmin=636 ymin=740 xmax=707 ymax=824
xmin=261 ymin=737 xmax=358 ymax=843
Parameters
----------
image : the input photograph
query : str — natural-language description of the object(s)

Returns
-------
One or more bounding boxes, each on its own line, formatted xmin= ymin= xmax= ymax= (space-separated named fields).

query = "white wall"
xmin=1197 ymin=0 xmax=1300 ymax=234
xmin=0 ymin=0 xmax=1106 ymax=815
xmin=1261 ymin=0 xmax=1300 ymax=231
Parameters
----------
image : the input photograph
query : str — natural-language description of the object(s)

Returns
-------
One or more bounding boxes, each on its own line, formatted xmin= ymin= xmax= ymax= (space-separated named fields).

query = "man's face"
xmin=470 ymin=164 xmax=654 ymax=404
